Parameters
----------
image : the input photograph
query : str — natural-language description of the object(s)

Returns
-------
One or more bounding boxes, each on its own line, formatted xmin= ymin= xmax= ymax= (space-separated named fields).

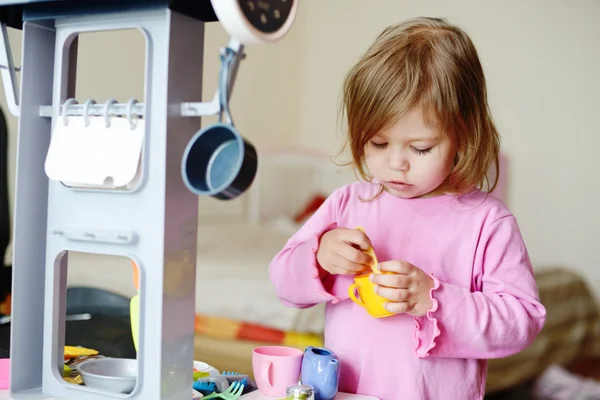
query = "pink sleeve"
xmin=269 ymin=188 xmax=349 ymax=308
xmin=413 ymin=215 xmax=547 ymax=359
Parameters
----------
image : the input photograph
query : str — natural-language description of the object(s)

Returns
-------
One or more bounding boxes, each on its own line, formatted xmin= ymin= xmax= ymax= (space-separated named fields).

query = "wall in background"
xmin=295 ymin=0 xmax=600 ymax=296
xmin=0 ymin=1 xmax=598 ymax=297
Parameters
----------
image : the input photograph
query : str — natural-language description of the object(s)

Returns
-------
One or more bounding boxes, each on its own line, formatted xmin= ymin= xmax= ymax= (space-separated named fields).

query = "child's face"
xmin=364 ymin=107 xmax=457 ymax=199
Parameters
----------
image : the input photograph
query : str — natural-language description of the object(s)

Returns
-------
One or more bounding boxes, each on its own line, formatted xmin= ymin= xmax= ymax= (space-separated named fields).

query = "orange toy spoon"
xmin=355 ymin=226 xmax=381 ymax=274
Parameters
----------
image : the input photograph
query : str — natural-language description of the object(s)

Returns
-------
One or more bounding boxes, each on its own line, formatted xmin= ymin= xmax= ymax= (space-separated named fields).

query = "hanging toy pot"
xmin=181 ymin=46 xmax=257 ymax=200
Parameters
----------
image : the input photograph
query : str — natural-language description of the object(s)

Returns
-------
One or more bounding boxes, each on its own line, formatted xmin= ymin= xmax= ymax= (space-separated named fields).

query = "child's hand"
xmin=370 ymin=261 xmax=434 ymax=317
xmin=316 ymin=228 xmax=373 ymax=276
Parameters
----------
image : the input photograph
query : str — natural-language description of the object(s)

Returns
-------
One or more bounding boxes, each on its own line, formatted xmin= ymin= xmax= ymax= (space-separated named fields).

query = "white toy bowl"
xmin=78 ymin=357 xmax=137 ymax=394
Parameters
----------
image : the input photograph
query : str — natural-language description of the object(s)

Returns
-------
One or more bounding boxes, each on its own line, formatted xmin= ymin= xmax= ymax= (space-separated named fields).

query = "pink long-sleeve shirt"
xmin=269 ymin=182 xmax=546 ymax=400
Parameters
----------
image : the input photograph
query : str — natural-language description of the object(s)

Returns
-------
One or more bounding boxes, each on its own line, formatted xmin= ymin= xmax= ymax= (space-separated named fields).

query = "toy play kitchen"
xmin=0 ymin=0 xmax=380 ymax=399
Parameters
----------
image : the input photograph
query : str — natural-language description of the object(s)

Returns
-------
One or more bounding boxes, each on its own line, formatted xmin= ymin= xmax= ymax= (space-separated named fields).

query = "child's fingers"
xmin=375 ymin=286 xmax=411 ymax=302
xmin=383 ymin=301 xmax=411 ymax=314
xmin=370 ymin=272 xmax=411 ymax=289
xmin=378 ymin=260 xmax=414 ymax=275
xmin=329 ymin=265 xmax=361 ymax=276
xmin=337 ymin=242 xmax=372 ymax=266
xmin=333 ymin=256 xmax=367 ymax=274
xmin=340 ymin=228 xmax=372 ymax=251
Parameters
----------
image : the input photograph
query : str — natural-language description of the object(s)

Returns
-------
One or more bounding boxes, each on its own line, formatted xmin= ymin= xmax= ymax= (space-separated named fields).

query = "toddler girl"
xmin=269 ymin=17 xmax=546 ymax=400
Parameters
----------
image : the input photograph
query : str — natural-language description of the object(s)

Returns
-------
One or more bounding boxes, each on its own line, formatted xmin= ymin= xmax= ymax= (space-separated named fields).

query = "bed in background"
xmin=193 ymin=147 xmax=354 ymax=358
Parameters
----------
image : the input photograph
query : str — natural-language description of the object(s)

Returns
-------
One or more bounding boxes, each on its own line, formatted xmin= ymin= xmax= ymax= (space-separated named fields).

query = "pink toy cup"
xmin=252 ymin=346 xmax=303 ymax=396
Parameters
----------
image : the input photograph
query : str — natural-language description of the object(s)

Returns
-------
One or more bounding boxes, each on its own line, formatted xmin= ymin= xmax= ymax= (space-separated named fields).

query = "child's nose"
xmin=389 ymin=152 xmax=409 ymax=171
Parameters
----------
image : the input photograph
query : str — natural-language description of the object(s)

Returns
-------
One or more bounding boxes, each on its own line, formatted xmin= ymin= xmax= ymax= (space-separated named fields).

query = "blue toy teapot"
xmin=301 ymin=346 xmax=340 ymax=400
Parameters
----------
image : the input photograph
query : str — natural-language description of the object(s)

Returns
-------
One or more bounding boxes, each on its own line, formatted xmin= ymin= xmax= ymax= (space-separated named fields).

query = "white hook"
xmin=126 ymin=98 xmax=138 ymax=130
xmin=62 ymin=98 xmax=78 ymax=126
xmin=104 ymin=98 xmax=118 ymax=128
xmin=82 ymin=98 xmax=96 ymax=127
xmin=180 ymin=37 xmax=245 ymax=117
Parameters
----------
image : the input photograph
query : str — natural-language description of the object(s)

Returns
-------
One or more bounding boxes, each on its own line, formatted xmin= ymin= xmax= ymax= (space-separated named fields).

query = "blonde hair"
xmin=341 ymin=17 xmax=500 ymax=195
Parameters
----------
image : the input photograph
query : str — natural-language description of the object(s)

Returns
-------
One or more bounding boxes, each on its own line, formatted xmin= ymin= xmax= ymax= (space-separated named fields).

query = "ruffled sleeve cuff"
xmin=413 ymin=273 xmax=441 ymax=358
xmin=279 ymin=222 xmax=341 ymax=306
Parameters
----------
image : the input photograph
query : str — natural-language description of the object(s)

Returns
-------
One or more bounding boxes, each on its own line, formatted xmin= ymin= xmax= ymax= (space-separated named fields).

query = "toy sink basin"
xmin=78 ymin=357 xmax=137 ymax=394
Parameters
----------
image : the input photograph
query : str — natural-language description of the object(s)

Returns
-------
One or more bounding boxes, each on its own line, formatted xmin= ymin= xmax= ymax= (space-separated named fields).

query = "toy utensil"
xmin=202 ymin=382 xmax=245 ymax=400
xmin=355 ymin=226 xmax=380 ymax=274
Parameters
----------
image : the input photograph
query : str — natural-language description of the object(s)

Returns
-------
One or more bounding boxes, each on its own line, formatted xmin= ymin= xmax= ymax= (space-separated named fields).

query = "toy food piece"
xmin=63 ymin=375 xmax=83 ymax=385
xmin=355 ymin=226 xmax=381 ymax=274
xmin=62 ymin=363 xmax=83 ymax=385
xmin=64 ymin=346 xmax=99 ymax=359
xmin=130 ymin=293 xmax=140 ymax=351
xmin=193 ymin=369 xmax=210 ymax=380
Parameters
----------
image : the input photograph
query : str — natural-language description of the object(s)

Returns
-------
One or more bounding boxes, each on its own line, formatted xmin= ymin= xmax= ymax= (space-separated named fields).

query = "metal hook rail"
xmin=1 ymin=26 xmax=245 ymax=119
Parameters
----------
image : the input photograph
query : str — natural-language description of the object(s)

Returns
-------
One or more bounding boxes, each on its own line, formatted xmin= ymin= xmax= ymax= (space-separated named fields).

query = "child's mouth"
xmin=386 ymin=181 xmax=412 ymax=190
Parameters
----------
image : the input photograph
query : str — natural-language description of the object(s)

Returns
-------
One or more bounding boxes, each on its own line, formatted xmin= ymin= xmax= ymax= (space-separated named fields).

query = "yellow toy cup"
xmin=348 ymin=273 xmax=394 ymax=318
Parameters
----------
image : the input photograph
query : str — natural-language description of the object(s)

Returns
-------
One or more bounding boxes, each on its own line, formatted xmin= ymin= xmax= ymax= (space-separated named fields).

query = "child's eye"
xmin=370 ymin=141 xmax=387 ymax=149
xmin=412 ymin=147 xmax=433 ymax=155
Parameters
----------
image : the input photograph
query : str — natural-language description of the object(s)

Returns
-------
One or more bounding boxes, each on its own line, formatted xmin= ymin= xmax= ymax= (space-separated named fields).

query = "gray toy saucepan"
xmin=182 ymin=46 xmax=257 ymax=200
